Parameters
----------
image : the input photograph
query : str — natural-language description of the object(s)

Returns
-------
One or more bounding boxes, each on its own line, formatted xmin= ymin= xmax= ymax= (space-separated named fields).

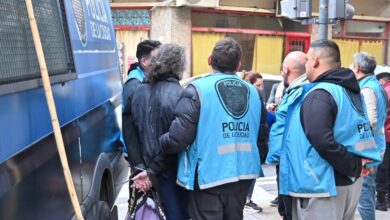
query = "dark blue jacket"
xmin=131 ymin=75 xmax=183 ymax=180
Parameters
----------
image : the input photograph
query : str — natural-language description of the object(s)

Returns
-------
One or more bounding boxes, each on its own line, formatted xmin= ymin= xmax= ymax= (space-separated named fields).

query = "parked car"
xmin=375 ymin=65 xmax=390 ymax=74
xmin=261 ymin=73 xmax=283 ymax=102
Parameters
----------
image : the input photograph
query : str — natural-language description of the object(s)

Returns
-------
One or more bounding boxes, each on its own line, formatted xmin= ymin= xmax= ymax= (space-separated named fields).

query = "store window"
xmin=192 ymin=12 xmax=308 ymax=33
xmin=332 ymin=20 xmax=388 ymax=66
xmin=225 ymin=33 xmax=255 ymax=71
xmin=112 ymin=9 xmax=151 ymax=78
xmin=191 ymin=11 xmax=310 ymax=75
xmin=346 ymin=21 xmax=386 ymax=38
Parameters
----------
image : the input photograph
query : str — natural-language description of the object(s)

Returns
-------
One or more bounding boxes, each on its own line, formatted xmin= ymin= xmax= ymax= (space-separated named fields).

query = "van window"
xmin=0 ymin=0 xmax=74 ymax=85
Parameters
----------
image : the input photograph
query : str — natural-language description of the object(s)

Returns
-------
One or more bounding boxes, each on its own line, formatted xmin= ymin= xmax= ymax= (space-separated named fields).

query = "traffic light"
xmin=280 ymin=0 xmax=312 ymax=20
xmin=328 ymin=0 xmax=355 ymax=20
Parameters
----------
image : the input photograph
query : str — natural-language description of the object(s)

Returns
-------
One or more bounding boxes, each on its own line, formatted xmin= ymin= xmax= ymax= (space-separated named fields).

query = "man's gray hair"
xmin=353 ymin=52 xmax=377 ymax=74
xmin=148 ymin=43 xmax=186 ymax=82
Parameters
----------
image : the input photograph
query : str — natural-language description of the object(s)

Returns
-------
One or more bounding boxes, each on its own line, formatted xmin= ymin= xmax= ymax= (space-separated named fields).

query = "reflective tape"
xmin=355 ymin=140 xmax=376 ymax=151
xmin=199 ymin=174 xmax=259 ymax=189
xmin=304 ymin=160 xmax=319 ymax=184
xmin=217 ymin=142 xmax=252 ymax=155
xmin=289 ymin=192 xmax=331 ymax=198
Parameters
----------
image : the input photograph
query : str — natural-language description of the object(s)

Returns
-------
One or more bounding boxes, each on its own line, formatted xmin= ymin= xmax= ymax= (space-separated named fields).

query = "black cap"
xmin=376 ymin=72 xmax=390 ymax=80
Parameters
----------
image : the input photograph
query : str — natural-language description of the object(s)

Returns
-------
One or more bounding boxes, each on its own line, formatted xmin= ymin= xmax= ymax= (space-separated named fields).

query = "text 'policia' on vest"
xmin=176 ymin=73 xmax=263 ymax=190
xmin=359 ymin=74 xmax=388 ymax=156
xmin=279 ymin=82 xmax=382 ymax=198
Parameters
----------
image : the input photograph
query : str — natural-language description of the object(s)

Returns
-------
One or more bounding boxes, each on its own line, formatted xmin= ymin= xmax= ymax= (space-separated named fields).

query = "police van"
xmin=0 ymin=0 xmax=128 ymax=219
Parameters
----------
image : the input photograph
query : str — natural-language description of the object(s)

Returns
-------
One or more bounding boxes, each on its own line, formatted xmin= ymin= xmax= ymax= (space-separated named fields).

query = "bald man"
xmin=280 ymin=40 xmax=381 ymax=220
xmin=267 ymin=51 xmax=307 ymax=220
xmin=281 ymin=51 xmax=308 ymax=88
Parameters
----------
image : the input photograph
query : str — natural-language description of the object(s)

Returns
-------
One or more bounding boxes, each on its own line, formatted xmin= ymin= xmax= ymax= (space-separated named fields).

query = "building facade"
xmin=110 ymin=0 xmax=390 ymax=78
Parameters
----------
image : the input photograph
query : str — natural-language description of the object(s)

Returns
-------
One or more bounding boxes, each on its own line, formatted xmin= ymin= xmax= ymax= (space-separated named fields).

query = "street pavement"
xmin=115 ymin=165 xmax=390 ymax=220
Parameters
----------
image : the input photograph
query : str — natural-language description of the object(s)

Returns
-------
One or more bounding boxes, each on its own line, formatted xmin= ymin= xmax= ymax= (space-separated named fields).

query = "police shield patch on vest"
xmin=216 ymin=78 xmax=250 ymax=119
xmin=216 ymin=78 xmax=251 ymax=139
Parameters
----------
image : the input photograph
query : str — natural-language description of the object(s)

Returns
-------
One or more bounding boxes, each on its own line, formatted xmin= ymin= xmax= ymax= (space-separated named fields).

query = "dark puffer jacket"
xmin=123 ymin=77 xmax=144 ymax=169
xmin=130 ymin=75 xmax=183 ymax=180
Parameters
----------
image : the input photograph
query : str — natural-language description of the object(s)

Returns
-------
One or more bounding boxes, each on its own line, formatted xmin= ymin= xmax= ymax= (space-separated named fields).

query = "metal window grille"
xmin=289 ymin=39 xmax=305 ymax=52
xmin=0 ymin=0 xmax=74 ymax=85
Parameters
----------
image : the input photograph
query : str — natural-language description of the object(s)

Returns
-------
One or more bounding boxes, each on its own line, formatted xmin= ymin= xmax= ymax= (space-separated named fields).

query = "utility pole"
xmin=318 ymin=0 xmax=329 ymax=40
xmin=280 ymin=0 xmax=354 ymax=40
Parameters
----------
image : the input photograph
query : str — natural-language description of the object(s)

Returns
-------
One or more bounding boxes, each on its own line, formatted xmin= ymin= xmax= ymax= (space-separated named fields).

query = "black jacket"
xmin=122 ymin=77 xmax=144 ymax=169
xmin=300 ymin=68 xmax=363 ymax=186
xmin=130 ymin=75 xmax=183 ymax=180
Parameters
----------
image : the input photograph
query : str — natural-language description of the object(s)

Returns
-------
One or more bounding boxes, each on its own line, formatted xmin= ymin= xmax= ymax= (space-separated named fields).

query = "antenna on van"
xmin=24 ymin=1 xmax=84 ymax=219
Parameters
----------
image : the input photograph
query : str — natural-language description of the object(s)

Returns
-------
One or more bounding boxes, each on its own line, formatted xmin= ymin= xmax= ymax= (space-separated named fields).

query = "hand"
xmin=266 ymin=103 xmax=277 ymax=112
xmin=361 ymin=167 xmax=374 ymax=177
xmin=131 ymin=171 xmax=152 ymax=192
xmin=361 ymin=158 xmax=373 ymax=167
xmin=360 ymin=159 xmax=374 ymax=177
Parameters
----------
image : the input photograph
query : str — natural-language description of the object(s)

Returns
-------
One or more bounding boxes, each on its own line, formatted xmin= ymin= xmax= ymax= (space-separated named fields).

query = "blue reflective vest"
xmin=126 ymin=66 xmax=145 ymax=83
xmin=359 ymin=75 xmax=388 ymax=157
xmin=266 ymin=78 xmax=306 ymax=165
xmin=280 ymin=82 xmax=381 ymax=198
xmin=177 ymin=73 xmax=262 ymax=190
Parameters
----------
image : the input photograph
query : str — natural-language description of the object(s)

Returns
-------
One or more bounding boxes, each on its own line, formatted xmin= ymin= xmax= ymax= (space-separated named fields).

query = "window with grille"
xmin=0 ymin=0 xmax=74 ymax=86
xmin=286 ymin=36 xmax=310 ymax=56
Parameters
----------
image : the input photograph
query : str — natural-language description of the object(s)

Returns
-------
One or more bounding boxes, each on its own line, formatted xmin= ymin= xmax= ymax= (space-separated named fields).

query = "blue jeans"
xmin=358 ymin=172 xmax=376 ymax=220
xmin=158 ymin=169 xmax=188 ymax=220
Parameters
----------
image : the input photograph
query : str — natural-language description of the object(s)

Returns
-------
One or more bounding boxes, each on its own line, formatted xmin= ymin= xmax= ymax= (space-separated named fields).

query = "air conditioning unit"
xmin=176 ymin=0 xmax=219 ymax=8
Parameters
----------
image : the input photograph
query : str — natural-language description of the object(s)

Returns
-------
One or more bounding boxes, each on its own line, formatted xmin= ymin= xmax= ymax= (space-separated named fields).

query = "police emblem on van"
xmin=72 ymin=0 xmax=87 ymax=46
xmin=215 ymin=78 xmax=249 ymax=119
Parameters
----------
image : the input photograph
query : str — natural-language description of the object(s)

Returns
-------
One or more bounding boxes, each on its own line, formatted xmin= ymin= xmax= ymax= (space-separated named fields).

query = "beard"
xmin=283 ymin=75 xmax=289 ymax=88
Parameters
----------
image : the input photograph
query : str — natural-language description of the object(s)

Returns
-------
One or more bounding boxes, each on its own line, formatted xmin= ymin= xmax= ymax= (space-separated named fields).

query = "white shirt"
xmin=361 ymin=87 xmax=378 ymax=131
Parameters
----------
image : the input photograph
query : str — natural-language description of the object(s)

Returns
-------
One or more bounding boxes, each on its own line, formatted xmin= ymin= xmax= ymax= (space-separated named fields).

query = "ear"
xmin=313 ymin=57 xmax=320 ymax=68
xmin=355 ymin=65 xmax=360 ymax=73
xmin=208 ymin=56 xmax=212 ymax=66
xmin=140 ymin=57 xmax=148 ymax=67
xmin=285 ymin=67 xmax=291 ymax=76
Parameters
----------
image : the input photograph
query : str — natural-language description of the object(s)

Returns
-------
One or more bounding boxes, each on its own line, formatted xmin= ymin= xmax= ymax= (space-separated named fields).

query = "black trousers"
xmin=279 ymin=195 xmax=292 ymax=220
xmin=276 ymin=165 xmax=292 ymax=220
xmin=376 ymin=145 xmax=390 ymax=193
xmin=187 ymin=180 xmax=251 ymax=220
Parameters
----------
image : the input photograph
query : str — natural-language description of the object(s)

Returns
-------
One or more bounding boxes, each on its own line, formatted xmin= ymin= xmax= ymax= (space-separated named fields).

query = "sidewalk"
xmin=243 ymin=175 xmax=280 ymax=220
xmin=115 ymin=165 xmax=390 ymax=219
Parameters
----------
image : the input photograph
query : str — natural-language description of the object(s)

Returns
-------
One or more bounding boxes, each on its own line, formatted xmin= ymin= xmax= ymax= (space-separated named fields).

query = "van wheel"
xmin=96 ymin=201 xmax=111 ymax=220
